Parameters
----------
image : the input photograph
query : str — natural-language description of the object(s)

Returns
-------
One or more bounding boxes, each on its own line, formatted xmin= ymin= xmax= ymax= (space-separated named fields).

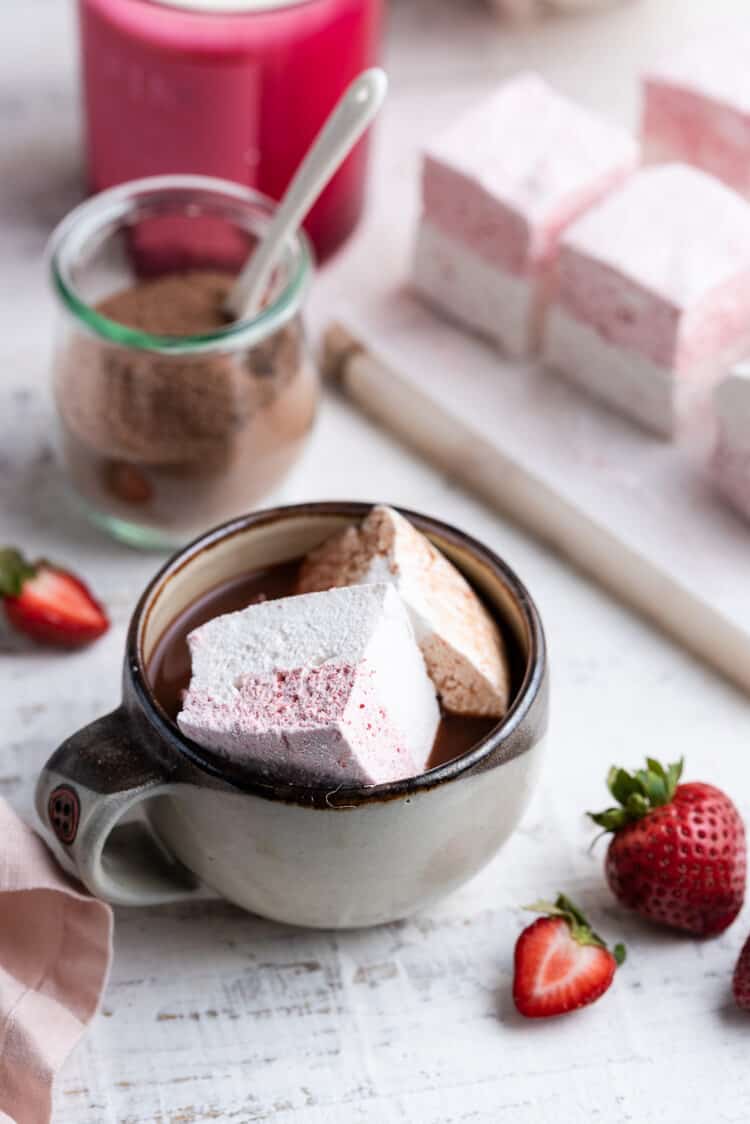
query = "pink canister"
xmin=78 ymin=0 xmax=384 ymax=260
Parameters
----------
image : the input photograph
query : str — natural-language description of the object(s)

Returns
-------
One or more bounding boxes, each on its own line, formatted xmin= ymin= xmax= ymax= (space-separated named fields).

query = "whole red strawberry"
xmin=733 ymin=934 xmax=750 ymax=1011
xmin=0 ymin=548 xmax=109 ymax=648
xmin=513 ymin=893 xmax=625 ymax=1018
xmin=590 ymin=758 xmax=746 ymax=937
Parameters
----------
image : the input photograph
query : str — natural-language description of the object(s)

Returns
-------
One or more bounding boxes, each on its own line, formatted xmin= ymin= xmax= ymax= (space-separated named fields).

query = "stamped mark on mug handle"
xmin=35 ymin=707 xmax=200 ymax=906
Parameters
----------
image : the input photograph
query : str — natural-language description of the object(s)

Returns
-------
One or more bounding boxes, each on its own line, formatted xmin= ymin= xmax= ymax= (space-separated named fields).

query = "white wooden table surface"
xmin=2 ymin=2 xmax=750 ymax=1121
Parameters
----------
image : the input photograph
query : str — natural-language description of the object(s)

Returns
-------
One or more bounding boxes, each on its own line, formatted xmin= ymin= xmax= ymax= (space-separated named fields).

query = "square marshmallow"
xmin=178 ymin=583 xmax=440 ymax=787
xmin=643 ymin=38 xmax=750 ymax=200
xmin=297 ymin=506 xmax=511 ymax=718
xmin=712 ymin=367 xmax=750 ymax=523
xmin=543 ymin=164 xmax=750 ymax=437
xmin=413 ymin=71 xmax=638 ymax=356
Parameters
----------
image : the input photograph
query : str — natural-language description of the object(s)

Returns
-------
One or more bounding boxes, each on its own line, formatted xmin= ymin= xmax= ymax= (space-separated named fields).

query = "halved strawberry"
xmin=733 ymin=933 xmax=750 ymax=1011
xmin=0 ymin=548 xmax=109 ymax=648
xmin=513 ymin=893 xmax=625 ymax=1019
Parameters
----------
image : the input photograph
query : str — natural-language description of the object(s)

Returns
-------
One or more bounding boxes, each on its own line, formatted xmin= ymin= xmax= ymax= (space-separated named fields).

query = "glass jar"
xmin=48 ymin=175 xmax=318 ymax=550
xmin=78 ymin=0 xmax=385 ymax=261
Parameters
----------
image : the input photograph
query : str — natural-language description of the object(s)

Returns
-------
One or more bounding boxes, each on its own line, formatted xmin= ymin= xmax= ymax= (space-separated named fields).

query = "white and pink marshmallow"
xmin=412 ymin=71 xmax=638 ymax=356
xmin=178 ymin=583 xmax=440 ymax=787
xmin=642 ymin=38 xmax=750 ymax=200
xmin=543 ymin=164 xmax=750 ymax=437
xmin=297 ymin=505 xmax=511 ymax=719
xmin=712 ymin=366 xmax=750 ymax=523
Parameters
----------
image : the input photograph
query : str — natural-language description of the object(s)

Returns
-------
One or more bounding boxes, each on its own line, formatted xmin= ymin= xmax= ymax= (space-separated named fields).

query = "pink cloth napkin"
xmin=0 ymin=799 xmax=113 ymax=1124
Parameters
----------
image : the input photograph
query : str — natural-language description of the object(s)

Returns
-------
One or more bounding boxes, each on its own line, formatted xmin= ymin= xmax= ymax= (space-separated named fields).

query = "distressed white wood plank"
xmin=2 ymin=2 xmax=750 ymax=1123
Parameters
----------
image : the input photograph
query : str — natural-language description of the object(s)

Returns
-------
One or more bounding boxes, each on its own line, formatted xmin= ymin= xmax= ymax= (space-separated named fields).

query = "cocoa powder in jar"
xmin=54 ymin=271 xmax=318 ymax=535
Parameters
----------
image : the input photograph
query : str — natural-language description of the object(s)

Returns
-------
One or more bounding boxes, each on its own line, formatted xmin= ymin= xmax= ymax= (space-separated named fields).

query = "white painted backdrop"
xmin=2 ymin=1 xmax=750 ymax=1120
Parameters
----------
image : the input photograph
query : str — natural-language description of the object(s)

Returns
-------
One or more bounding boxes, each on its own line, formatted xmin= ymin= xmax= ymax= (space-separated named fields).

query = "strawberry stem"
xmin=0 ymin=548 xmax=36 ymax=599
xmin=524 ymin=893 xmax=625 ymax=965
xmin=589 ymin=757 xmax=684 ymax=832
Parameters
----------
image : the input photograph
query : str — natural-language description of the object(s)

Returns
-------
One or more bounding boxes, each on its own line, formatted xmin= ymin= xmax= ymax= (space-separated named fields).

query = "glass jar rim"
xmin=48 ymin=174 xmax=314 ymax=355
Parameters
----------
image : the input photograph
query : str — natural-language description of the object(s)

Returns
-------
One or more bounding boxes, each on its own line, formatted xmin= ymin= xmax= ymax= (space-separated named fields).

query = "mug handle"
xmin=35 ymin=707 xmax=201 ymax=906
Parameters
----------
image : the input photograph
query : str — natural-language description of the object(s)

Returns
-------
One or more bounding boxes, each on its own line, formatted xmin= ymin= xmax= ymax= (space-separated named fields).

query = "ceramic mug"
xmin=36 ymin=502 xmax=548 ymax=929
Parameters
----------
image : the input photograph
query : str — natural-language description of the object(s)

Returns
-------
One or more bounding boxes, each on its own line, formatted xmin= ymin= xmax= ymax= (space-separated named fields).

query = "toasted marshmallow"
xmin=178 ymin=583 xmax=440 ymax=787
xmin=297 ymin=506 xmax=511 ymax=719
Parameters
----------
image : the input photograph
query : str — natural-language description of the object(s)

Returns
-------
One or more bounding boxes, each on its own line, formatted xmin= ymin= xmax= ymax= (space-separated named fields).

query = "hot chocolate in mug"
xmin=36 ymin=502 xmax=548 ymax=929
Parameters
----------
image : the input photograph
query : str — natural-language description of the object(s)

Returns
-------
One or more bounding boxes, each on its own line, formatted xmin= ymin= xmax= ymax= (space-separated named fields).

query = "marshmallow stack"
xmin=413 ymin=72 xmax=638 ymax=357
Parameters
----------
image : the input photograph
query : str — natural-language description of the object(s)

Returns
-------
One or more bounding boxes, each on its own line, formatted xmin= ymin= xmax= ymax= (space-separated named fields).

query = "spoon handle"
xmin=225 ymin=67 xmax=388 ymax=321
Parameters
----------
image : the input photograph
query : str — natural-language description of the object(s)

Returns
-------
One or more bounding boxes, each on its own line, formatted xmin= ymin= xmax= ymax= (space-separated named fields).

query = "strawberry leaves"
xmin=524 ymin=893 xmax=626 ymax=965
xmin=590 ymin=757 xmax=684 ymax=832
xmin=0 ymin=548 xmax=37 ymax=598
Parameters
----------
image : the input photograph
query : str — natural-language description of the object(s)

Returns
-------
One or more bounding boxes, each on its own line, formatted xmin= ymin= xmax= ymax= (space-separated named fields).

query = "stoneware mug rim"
xmin=128 ymin=500 xmax=546 ymax=808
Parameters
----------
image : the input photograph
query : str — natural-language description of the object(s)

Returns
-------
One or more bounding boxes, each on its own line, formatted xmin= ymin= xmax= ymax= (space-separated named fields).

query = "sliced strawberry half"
xmin=0 ymin=548 xmax=109 ymax=648
xmin=513 ymin=893 xmax=625 ymax=1019
xmin=733 ymin=933 xmax=750 ymax=1011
